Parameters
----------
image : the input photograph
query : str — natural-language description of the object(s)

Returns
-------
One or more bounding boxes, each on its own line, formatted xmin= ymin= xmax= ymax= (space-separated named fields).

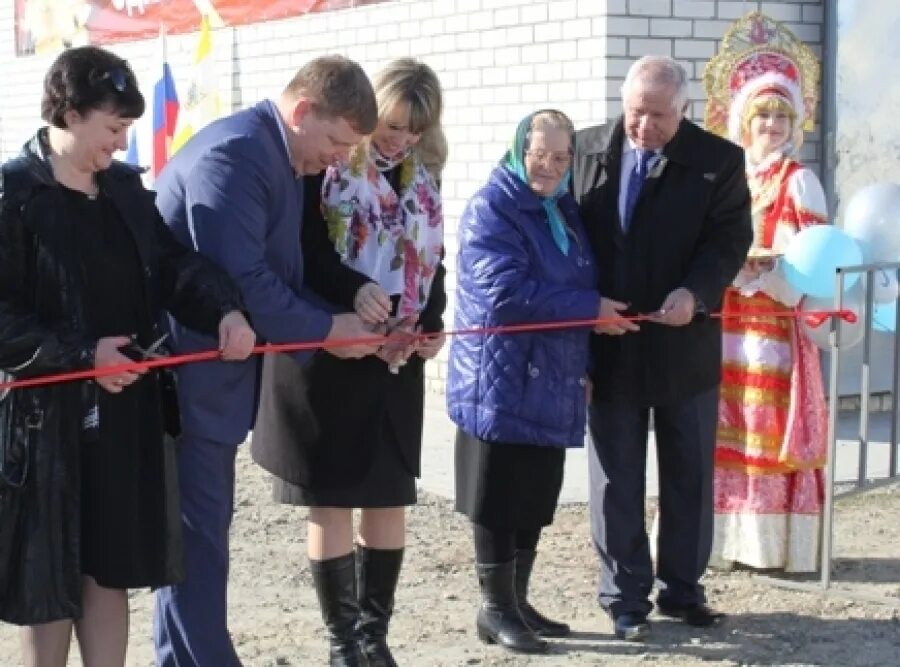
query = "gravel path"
xmin=1 ymin=447 xmax=898 ymax=666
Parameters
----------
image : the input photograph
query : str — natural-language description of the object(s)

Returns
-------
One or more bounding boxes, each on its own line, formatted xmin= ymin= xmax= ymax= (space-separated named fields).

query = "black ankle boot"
xmin=357 ymin=546 xmax=403 ymax=667
xmin=310 ymin=553 xmax=367 ymax=667
xmin=515 ymin=549 xmax=571 ymax=637
xmin=475 ymin=560 xmax=547 ymax=654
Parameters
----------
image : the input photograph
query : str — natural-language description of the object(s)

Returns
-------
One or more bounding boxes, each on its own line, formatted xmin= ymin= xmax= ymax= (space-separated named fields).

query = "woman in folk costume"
xmin=703 ymin=12 xmax=828 ymax=572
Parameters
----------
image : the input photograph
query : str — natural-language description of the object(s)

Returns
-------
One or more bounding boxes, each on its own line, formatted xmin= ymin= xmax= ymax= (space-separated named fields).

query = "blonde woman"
xmin=253 ymin=59 xmax=445 ymax=667
xmin=705 ymin=13 xmax=828 ymax=573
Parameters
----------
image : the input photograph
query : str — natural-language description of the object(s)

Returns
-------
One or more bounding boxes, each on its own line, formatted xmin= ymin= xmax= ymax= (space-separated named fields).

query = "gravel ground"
xmin=1 ymin=447 xmax=898 ymax=667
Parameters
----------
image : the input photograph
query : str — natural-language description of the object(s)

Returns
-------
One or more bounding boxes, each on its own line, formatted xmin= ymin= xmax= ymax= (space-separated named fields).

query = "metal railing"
xmin=820 ymin=260 xmax=900 ymax=590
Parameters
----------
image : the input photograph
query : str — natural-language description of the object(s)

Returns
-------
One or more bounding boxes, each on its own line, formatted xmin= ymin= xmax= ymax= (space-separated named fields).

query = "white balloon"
xmin=842 ymin=182 xmax=900 ymax=263
xmin=799 ymin=289 xmax=865 ymax=350
xmin=870 ymin=268 xmax=900 ymax=303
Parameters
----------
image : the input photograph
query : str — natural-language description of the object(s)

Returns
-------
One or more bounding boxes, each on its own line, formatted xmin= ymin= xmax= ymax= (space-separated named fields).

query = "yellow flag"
xmin=171 ymin=15 xmax=220 ymax=154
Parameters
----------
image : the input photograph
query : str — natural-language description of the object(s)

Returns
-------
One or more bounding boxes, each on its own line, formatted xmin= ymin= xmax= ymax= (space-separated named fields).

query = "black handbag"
xmin=0 ymin=164 xmax=83 ymax=624
xmin=0 ymin=387 xmax=83 ymax=625
xmin=0 ymin=372 xmax=29 ymax=490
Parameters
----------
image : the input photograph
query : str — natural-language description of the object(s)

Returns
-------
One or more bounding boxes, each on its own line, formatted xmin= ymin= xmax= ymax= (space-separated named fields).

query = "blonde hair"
xmin=741 ymin=94 xmax=797 ymax=145
xmin=373 ymin=58 xmax=443 ymax=135
xmin=416 ymin=125 xmax=448 ymax=180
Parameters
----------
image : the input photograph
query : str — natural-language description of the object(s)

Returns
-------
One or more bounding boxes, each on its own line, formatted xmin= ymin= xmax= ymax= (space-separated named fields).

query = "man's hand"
xmin=594 ymin=297 xmax=640 ymax=335
xmin=95 ymin=335 xmax=147 ymax=394
xmin=353 ymin=282 xmax=392 ymax=325
xmin=218 ymin=311 xmax=256 ymax=361
xmin=325 ymin=313 xmax=382 ymax=359
xmin=647 ymin=288 xmax=696 ymax=327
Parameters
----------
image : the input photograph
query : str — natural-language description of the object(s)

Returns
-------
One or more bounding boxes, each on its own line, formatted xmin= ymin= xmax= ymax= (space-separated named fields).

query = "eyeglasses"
xmin=92 ymin=67 xmax=129 ymax=93
xmin=524 ymin=150 xmax=572 ymax=169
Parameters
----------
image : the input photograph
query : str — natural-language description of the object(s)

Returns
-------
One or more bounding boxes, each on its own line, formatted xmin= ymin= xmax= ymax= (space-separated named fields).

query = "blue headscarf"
xmin=503 ymin=111 xmax=572 ymax=256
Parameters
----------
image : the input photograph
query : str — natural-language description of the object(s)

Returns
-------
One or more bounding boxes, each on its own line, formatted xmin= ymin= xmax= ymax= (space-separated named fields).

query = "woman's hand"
xmin=354 ymin=282 xmax=392 ymax=325
xmin=218 ymin=311 xmax=256 ymax=361
xmin=742 ymin=257 xmax=776 ymax=278
xmin=594 ymin=297 xmax=640 ymax=335
xmin=416 ymin=329 xmax=446 ymax=360
xmin=376 ymin=315 xmax=418 ymax=369
xmin=95 ymin=336 xmax=146 ymax=394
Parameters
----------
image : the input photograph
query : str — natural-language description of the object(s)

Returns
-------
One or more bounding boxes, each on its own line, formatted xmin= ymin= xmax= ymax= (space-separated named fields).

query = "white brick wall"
xmin=605 ymin=0 xmax=825 ymax=171
xmin=0 ymin=0 xmax=825 ymax=394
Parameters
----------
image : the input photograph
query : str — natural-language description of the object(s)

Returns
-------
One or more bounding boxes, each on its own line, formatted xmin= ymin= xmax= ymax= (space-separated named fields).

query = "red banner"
xmin=14 ymin=0 xmax=386 ymax=56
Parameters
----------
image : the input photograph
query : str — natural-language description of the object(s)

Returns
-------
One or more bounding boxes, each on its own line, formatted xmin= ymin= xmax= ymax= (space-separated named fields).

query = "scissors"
xmin=121 ymin=333 xmax=170 ymax=362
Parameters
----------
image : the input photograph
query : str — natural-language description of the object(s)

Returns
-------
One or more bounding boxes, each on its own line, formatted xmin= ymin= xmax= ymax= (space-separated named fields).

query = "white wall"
xmin=0 ymin=0 xmax=824 ymax=393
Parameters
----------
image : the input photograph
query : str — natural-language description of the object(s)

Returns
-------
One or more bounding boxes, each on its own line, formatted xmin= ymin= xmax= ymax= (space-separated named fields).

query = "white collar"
xmin=623 ymin=136 xmax=660 ymax=157
xmin=268 ymin=99 xmax=299 ymax=177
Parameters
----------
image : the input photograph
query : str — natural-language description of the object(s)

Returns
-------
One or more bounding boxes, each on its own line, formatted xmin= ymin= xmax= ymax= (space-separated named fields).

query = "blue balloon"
xmin=782 ymin=225 xmax=863 ymax=298
xmin=873 ymin=301 xmax=898 ymax=332
xmin=842 ymin=182 xmax=900 ymax=263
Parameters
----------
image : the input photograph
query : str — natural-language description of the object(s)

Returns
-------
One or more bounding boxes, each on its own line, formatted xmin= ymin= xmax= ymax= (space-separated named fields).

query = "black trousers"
xmin=587 ymin=386 xmax=718 ymax=617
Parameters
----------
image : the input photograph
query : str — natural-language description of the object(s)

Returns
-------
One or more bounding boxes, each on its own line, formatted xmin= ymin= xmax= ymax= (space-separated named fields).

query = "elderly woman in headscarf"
xmin=447 ymin=110 xmax=621 ymax=654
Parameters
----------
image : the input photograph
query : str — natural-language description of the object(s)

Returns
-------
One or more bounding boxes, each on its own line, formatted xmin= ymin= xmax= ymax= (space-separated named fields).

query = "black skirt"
xmin=253 ymin=346 xmax=426 ymax=508
xmin=273 ymin=416 xmax=416 ymax=508
xmin=454 ymin=429 xmax=566 ymax=530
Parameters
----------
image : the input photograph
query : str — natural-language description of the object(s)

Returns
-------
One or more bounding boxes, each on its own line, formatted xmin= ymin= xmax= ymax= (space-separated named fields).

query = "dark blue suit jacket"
xmin=155 ymin=101 xmax=333 ymax=445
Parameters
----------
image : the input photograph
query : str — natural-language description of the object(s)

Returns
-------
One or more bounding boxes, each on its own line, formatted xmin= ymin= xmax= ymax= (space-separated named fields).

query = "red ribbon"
xmin=0 ymin=309 xmax=856 ymax=393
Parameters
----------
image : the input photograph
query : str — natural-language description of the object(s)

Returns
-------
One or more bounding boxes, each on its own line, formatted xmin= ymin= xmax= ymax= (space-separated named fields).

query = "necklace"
xmin=49 ymin=153 xmax=99 ymax=199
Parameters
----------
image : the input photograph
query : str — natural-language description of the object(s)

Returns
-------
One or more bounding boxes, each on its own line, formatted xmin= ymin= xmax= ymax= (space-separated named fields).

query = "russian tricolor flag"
xmin=152 ymin=27 xmax=179 ymax=178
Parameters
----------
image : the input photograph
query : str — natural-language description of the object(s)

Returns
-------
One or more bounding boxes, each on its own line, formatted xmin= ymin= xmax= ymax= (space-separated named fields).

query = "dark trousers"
xmin=153 ymin=435 xmax=242 ymax=667
xmin=587 ymin=387 xmax=718 ymax=617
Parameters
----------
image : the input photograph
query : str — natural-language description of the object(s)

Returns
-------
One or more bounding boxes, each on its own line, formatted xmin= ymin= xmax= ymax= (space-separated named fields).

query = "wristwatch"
xmin=686 ymin=288 xmax=707 ymax=320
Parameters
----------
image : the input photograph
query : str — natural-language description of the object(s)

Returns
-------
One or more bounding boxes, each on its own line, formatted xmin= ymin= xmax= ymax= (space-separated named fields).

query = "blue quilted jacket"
xmin=447 ymin=166 xmax=600 ymax=448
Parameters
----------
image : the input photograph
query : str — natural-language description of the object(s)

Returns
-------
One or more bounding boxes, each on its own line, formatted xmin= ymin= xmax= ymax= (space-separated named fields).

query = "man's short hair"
xmin=283 ymin=55 xmax=378 ymax=134
xmin=622 ymin=55 xmax=689 ymax=111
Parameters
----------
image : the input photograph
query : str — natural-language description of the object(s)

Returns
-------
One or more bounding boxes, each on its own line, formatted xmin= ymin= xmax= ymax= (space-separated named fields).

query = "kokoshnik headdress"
xmin=703 ymin=11 xmax=820 ymax=146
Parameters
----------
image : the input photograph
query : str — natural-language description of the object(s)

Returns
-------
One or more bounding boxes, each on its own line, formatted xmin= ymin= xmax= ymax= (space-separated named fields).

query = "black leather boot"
xmin=356 ymin=546 xmax=403 ymax=667
xmin=310 ymin=553 xmax=367 ymax=667
xmin=515 ymin=549 xmax=571 ymax=637
xmin=475 ymin=560 xmax=547 ymax=654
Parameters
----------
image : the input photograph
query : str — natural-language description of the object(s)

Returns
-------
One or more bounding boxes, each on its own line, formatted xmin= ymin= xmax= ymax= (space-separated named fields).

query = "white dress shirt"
xmin=268 ymin=99 xmax=300 ymax=178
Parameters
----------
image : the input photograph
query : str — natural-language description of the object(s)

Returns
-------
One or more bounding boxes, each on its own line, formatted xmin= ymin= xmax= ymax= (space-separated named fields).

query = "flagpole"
xmin=159 ymin=22 xmax=170 ymax=146
xmin=150 ymin=21 xmax=180 ymax=181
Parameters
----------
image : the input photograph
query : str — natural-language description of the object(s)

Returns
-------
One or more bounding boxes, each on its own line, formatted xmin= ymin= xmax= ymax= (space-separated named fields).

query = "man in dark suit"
xmin=152 ymin=56 xmax=381 ymax=666
xmin=572 ymin=55 xmax=752 ymax=641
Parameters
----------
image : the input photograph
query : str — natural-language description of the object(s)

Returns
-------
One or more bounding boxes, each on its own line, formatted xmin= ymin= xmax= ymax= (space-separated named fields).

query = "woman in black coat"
xmin=0 ymin=46 xmax=254 ymax=666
